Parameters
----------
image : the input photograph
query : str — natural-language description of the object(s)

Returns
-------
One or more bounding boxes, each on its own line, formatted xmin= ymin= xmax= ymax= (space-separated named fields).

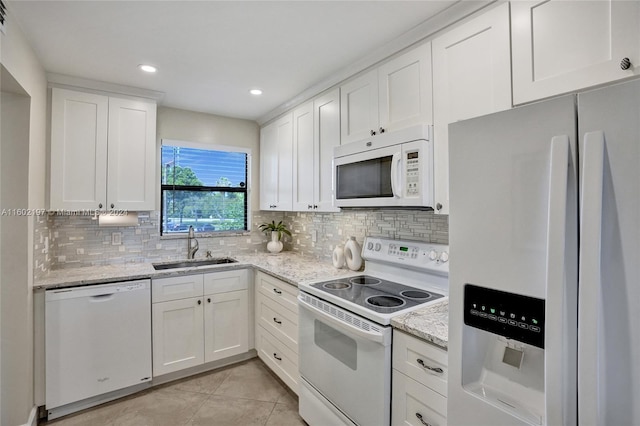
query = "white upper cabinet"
xmin=292 ymin=102 xmax=315 ymax=211
xmin=259 ymin=113 xmax=293 ymax=211
xmin=340 ymin=70 xmax=379 ymax=144
xmin=50 ymin=89 xmax=109 ymax=211
xmin=432 ymin=3 xmax=512 ymax=215
xmin=314 ymin=90 xmax=341 ymax=212
xmin=511 ymin=0 xmax=640 ymax=104
xmin=50 ymin=87 xmax=156 ymax=211
xmin=340 ymin=43 xmax=432 ymax=145
xmin=292 ymin=89 xmax=341 ymax=212
xmin=378 ymin=43 xmax=433 ymax=134
xmin=106 ymin=97 xmax=157 ymax=211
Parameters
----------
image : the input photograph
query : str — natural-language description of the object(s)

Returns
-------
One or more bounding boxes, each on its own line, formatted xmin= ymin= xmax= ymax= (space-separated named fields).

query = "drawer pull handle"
xmin=273 ymin=288 xmax=282 ymax=295
xmin=417 ymin=358 xmax=443 ymax=374
xmin=273 ymin=317 xmax=282 ymax=324
xmin=415 ymin=413 xmax=432 ymax=426
xmin=273 ymin=353 xmax=282 ymax=361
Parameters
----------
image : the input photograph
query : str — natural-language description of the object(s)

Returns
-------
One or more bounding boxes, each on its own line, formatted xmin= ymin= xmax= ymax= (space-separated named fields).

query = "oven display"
xmin=389 ymin=244 xmax=418 ymax=258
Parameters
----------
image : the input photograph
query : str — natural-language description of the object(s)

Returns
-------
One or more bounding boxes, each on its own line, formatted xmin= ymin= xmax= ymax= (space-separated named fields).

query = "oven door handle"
xmin=298 ymin=295 xmax=391 ymax=346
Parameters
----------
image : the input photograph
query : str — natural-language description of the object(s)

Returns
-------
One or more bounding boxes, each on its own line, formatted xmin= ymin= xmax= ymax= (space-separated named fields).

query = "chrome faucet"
xmin=187 ymin=225 xmax=199 ymax=259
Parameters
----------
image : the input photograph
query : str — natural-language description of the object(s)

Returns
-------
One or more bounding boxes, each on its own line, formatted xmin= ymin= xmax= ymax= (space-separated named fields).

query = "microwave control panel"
xmin=405 ymin=151 xmax=420 ymax=196
xmin=464 ymin=284 xmax=545 ymax=348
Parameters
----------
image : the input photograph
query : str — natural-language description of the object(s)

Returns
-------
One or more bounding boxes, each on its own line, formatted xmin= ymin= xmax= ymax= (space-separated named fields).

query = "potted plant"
xmin=258 ymin=220 xmax=292 ymax=253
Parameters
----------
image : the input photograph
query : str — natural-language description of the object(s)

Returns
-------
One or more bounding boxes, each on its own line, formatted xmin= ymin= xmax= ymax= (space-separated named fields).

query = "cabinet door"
xmin=392 ymin=372 xmax=447 ymax=426
xmin=512 ymin=0 xmax=640 ymax=104
xmin=50 ymin=88 xmax=108 ymax=211
xmin=259 ymin=121 xmax=278 ymax=210
xmin=292 ymin=102 xmax=315 ymax=211
xmin=152 ymin=297 xmax=204 ymax=376
xmin=314 ymin=89 xmax=341 ymax=212
xmin=378 ymin=43 xmax=433 ymax=133
xmin=432 ymin=3 xmax=511 ymax=214
xmin=259 ymin=113 xmax=293 ymax=210
xmin=107 ymin=97 xmax=157 ymax=210
xmin=340 ymin=70 xmax=378 ymax=144
xmin=204 ymin=290 xmax=249 ymax=362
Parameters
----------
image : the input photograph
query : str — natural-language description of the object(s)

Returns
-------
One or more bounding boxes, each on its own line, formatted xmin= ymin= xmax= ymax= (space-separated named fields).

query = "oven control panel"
xmin=362 ymin=236 xmax=448 ymax=275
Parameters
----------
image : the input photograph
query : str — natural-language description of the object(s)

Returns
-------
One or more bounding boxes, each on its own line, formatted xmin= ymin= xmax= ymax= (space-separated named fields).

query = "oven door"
xmin=298 ymin=292 xmax=392 ymax=426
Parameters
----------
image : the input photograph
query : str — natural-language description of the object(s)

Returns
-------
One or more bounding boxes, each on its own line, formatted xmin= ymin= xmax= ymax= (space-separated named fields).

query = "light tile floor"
xmin=44 ymin=358 xmax=306 ymax=426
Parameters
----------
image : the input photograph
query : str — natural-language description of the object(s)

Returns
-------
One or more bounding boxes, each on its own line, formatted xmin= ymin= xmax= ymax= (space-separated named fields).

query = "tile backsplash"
xmin=34 ymin=209 xmax=448 ymax=274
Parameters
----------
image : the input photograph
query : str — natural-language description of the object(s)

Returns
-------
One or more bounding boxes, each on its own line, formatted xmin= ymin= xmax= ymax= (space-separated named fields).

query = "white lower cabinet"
xmin=204 ymin=289 xmax=248 ymax=363
xmin=254 ymin=271 xmax=299 ymax=394
xmin=392 ymin=330 xmax=448 ymax=426
xmin=152 ymin=269 xmax=249 ymax=377
xmin=393 ymin=373 xmax=447 ymax=426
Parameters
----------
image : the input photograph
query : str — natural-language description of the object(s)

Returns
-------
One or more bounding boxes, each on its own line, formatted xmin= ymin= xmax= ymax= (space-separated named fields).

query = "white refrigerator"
xmin=447 ymin=79 xmax=640 ymax=425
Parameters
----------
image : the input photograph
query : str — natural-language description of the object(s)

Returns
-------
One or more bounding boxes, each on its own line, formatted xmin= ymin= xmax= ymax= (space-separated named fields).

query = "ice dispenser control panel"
xmin=464 ymin=284 xmax=545 ymax=349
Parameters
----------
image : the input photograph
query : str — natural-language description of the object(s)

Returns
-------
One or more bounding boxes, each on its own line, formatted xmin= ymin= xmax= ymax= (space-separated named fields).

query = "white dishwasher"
xmin=45 ymin=279 xmax=152 ymax=417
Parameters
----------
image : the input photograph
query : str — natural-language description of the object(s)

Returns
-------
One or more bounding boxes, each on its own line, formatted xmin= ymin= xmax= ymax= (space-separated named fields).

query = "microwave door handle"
xmin=390 ymin=152 xmax=402 ymax=197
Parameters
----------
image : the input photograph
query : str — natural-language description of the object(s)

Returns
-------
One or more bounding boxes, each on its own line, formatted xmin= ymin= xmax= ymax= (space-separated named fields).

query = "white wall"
xmin=0 ymin=7 xmax=48 ymax=425
xmin=156 ymin=106 xmax=260 ymax=210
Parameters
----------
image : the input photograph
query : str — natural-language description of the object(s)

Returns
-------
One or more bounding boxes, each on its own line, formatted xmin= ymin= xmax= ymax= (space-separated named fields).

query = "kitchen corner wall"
xmin=34 ymin=209 xmax=448 ymax=273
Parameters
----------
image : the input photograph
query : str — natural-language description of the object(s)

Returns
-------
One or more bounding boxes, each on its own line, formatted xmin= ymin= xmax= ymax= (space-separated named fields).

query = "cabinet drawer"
xmin=255 ymin=325 xmax=299 ymax=395
xmin=204 ymin=269 xmax=247 ymax=295
xmin=256 ymin=293 xmax=298 ymax=353
xmin=256 ymin=271 xmax=298 ymax=314
xmin=152 ymin=275 xmax=204 ymax=303
xmin=392 ymin=372 xmax=447 ymax=426
xmin=393 ymin=330 xmax=448 ymax=397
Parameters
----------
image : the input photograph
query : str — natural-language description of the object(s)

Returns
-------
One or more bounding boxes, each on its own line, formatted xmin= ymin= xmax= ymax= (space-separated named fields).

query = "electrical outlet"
xmin=111 ymin=232 xmax=122 ymax=245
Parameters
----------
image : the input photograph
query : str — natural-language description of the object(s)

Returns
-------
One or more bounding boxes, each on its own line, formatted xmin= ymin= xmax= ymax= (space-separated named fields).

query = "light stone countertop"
xmin=34 ymin=251 xmax=358 ymax=290
xmin=34 ymin=251 xmax=446 ymax=345
xmin=391 ymin=299 xmax=449 ymax=349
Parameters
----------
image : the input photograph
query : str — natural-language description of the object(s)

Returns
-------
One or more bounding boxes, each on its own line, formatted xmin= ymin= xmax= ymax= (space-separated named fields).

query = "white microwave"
xmin=333 ymin=125 xmax=434 ymax=209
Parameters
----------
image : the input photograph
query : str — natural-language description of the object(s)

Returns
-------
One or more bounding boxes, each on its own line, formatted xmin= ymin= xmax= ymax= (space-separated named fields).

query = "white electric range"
xmin=297 ymin=236 xmax=449 ymax=426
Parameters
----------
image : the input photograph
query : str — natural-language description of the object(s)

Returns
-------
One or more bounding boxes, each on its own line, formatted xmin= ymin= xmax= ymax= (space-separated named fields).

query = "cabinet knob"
xmin=273 ymin=353 xmax=282 ymax=361
xmin=370 ymin=129 xmax=376 ymax=136
xmin=308 ymin=204 xmax=313 ymax=209
xmin=621 ymin=57 xmax=632 ymax=70
xmin=313 ymin=205 xmax=318 ymax=209
xmin=273 ymin=317 xmax=282 ymax=324
xmin=436 ymin=203 xmax=443 ymax=211
xmin=197 ymin=299 xmax=202 ymax=305
xmin=99 ymin=203 xmax=103 ymax=209
xmin=379 ymin=127 xmax=385 ymax=134
xmin=110 ymin=203 xmax=115 ymax=209
xmin=273 ymin=288 xmax=282 ymax=295
xmin=207 ymin=298 xmax=211 ymax=303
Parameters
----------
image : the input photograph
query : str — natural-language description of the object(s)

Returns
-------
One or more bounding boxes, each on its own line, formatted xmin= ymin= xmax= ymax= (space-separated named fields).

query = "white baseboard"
xmin=22 ymin=405 xmax=38 ymax=426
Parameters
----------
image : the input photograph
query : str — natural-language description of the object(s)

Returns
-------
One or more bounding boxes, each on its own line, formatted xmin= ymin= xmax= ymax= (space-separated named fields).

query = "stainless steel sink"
xmin=152 ymin=257 xmax=237 ymax=270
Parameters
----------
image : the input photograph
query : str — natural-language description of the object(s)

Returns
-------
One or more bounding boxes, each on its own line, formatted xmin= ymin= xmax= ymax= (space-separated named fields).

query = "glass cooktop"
xmin=309 ymin=274 xmax=444 ymax=314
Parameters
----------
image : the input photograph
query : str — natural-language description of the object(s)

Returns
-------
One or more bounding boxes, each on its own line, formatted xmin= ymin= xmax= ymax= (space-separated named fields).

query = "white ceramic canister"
xmin=344 ymin=236 xmax=362 ymax=271
xmin=332 ymin=245 xmax=345 ymax=269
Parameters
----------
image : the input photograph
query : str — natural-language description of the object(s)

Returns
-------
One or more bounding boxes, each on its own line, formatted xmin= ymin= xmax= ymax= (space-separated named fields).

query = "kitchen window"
xmin=160 ymin=140 xmax=250 ymax=235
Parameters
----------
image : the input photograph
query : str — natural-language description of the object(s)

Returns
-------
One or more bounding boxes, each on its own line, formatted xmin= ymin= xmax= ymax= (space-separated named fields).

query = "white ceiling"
xmin=9 ymin=1 xmax=476 ymax=122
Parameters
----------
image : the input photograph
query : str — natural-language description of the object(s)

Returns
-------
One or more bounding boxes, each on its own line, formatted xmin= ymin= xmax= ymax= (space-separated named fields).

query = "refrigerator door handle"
xmin=578 ymin=131 xmax=605 ymax=426
xmin=544 ymin=135 xmax=577 ymax=426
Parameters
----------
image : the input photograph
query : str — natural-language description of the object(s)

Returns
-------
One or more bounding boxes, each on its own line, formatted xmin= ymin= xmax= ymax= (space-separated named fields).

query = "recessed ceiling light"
xmin=249 ymin=89 xmax=263 ymax=95
xmin=138 ymin=64 xmax=157 ymax=73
